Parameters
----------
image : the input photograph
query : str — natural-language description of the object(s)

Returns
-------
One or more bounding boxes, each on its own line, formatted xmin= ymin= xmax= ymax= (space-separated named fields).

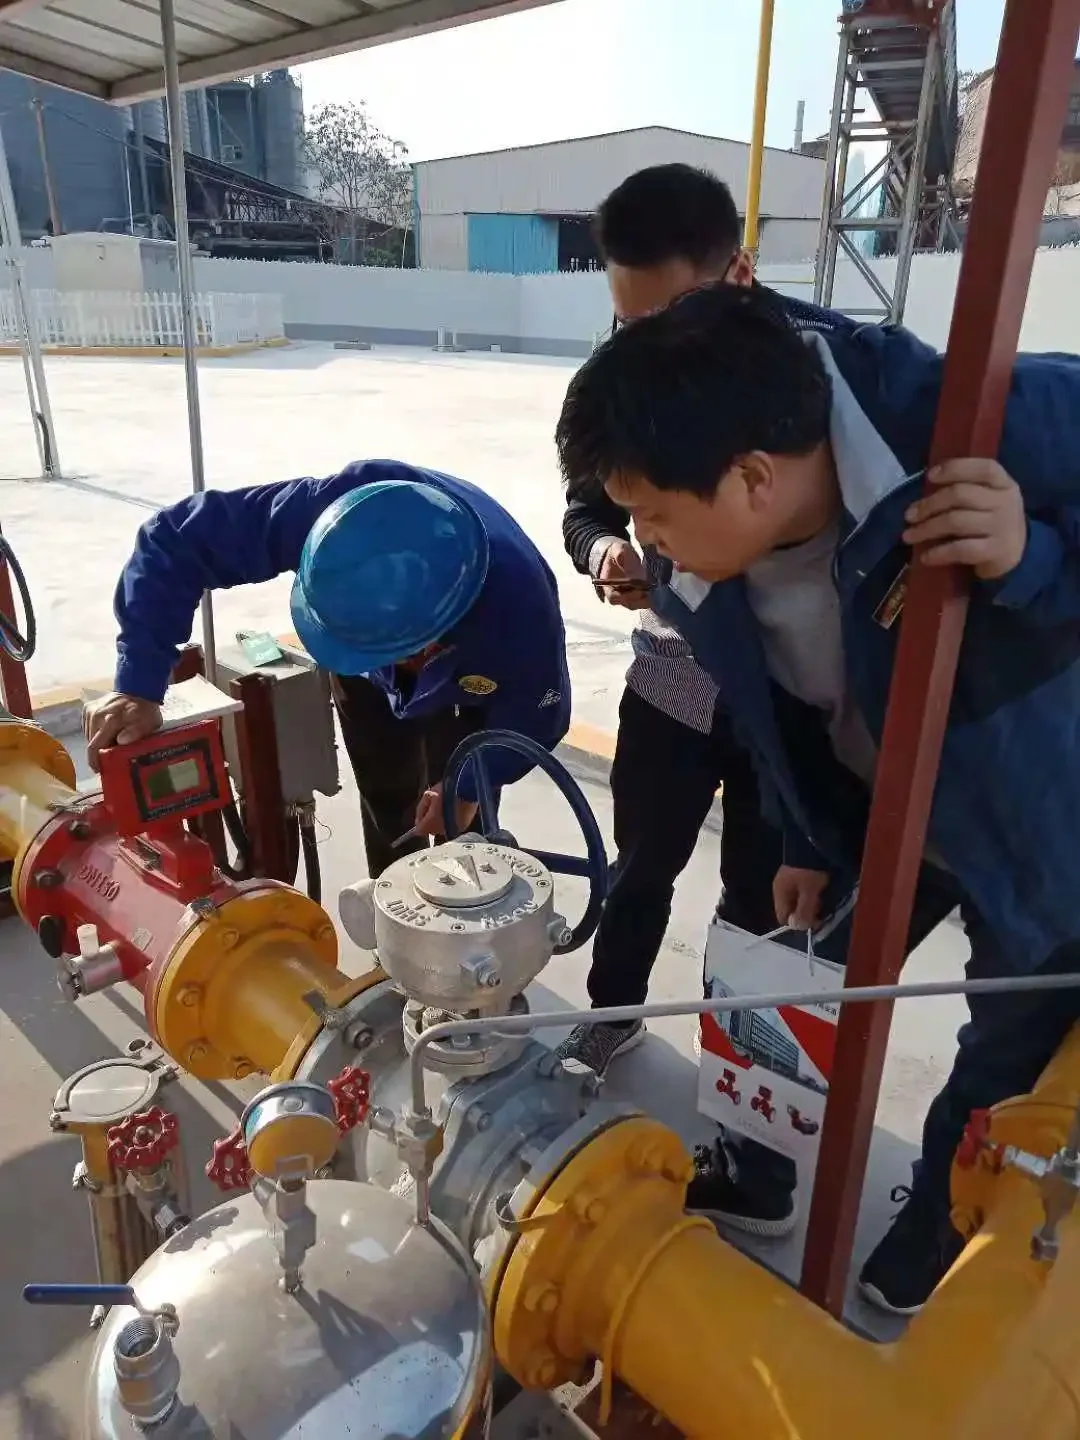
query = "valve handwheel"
xmin=206 ymin=1127 xmax=253 ymax=1193
xmin=106 ymin=1106 xmax=180 ymax=1172
xmin=955 ymin=1108 xmax=1000 ymax=1171
xmin=327 ymin=1065 xmax=371 ymax=1133
xmin=440 ymin=730 xmax=609 ymax=954
xmin=0 ymin=533 xmax=36 ymax=664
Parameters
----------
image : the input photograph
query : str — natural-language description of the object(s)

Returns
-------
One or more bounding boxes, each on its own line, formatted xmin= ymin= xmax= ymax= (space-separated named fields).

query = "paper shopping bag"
xmin=698 ymin=919 xmax=844 ymax=1177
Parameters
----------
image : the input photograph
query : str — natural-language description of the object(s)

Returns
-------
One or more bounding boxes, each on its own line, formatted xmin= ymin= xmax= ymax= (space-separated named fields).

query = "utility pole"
xmin=30 ymin=93 xmax=61 ymax=236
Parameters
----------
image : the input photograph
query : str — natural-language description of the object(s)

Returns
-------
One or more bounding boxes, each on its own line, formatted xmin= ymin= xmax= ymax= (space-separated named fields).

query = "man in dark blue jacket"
xmin=555 ymin=280 xmax=1080 ymax=1317
xmin=85 ymin=461 xmax=571 ymax=877
xmin=559 ymin=165 xmax=783 ymax=1089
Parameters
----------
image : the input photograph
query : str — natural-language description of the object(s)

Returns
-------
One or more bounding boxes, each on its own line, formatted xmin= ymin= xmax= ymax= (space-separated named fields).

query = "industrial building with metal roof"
xmin=412 ymin=125 xmax=827 ymax=272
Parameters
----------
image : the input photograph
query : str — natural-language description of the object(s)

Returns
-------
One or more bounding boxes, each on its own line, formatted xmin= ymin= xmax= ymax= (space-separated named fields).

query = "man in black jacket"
xmin=559 ymin=164 xmax=794 ymax=1237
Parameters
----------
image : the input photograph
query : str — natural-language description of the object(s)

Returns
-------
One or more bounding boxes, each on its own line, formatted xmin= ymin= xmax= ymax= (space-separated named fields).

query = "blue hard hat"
xmin=290 ymin=479 xmax=490 ymax=674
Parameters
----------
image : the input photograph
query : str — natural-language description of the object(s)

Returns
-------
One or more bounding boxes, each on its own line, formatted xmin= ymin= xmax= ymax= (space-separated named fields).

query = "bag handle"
xmin=739 ymin=884 xmax=860 ymax=976
xmin=744 ymin=922 xmax=819 ymax=975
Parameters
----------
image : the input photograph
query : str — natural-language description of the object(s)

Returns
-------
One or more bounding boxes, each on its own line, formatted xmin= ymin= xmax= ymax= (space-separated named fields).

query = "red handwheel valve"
xmin=956 ymin=1108 xmax=997 ymax=1170
xmin=206 ymin=1127 xmax=253 ymax=1193
xmin=106 ymin=1107 xmax=180 ymax=1172
xmin=328 ymin=1066 xmax=371 ymax=1134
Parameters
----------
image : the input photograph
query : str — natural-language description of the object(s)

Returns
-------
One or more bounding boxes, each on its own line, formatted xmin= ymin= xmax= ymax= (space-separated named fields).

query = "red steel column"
xmin=230 ymin=672 xmax=292 ymax=883
xmin=801 ymin=0 xmax=1080 ymax=1314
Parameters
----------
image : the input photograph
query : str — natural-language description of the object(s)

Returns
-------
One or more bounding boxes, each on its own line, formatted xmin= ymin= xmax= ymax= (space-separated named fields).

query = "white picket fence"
xmin=0 ymin=289 xmax=285 ymax=349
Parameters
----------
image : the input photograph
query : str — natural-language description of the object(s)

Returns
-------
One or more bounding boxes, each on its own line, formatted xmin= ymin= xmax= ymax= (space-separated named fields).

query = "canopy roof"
xmin=0 ymin=0 xmax=560 ymax=103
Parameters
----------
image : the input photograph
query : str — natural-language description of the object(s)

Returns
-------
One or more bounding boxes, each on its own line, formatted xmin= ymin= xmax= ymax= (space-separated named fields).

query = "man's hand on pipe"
xmin=84 ymin=692 xmax=162 ymax=771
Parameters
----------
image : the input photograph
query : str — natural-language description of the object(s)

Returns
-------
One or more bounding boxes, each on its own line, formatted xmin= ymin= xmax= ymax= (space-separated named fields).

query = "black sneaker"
xmin=553 ymin=1020 xmax=646 ymax=1076
xmin=686 ymin=1141 xmax=797 ymax=1239
xmin=858 ymin=1186 xmax=966 ymax=1316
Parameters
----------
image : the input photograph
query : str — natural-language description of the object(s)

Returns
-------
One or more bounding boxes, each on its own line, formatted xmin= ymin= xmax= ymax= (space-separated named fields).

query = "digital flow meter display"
xmin=99 ymin=719 xmax=231 ymax=837
xmin=132 ymin=741 xmax=219 ymax=822
xmin=142 ymin=755 xmax=204 ymax=806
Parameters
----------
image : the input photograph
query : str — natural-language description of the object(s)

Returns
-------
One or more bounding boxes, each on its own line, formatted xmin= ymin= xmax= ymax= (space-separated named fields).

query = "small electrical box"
xmin=99 ymin=720 xmax=231 ymax=837
xmin=213 ymin=641 xmax=340 ymax=806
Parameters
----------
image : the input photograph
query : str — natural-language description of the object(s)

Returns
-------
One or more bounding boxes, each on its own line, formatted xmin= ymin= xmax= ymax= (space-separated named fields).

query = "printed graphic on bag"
xmin=698 ymin=920 xmax=844 ymax=1172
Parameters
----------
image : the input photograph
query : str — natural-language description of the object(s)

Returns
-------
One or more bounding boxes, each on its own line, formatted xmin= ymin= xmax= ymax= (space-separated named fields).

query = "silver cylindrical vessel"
xmin=85 ymin=1180 xmax=492 ymax=1438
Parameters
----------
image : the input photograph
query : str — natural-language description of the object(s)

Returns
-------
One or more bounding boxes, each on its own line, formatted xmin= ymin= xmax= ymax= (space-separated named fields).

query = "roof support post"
xmin=160 ymin=0 xmax=218 ymax=685
xmin=0 ymin=118 xmax=59 ymax=479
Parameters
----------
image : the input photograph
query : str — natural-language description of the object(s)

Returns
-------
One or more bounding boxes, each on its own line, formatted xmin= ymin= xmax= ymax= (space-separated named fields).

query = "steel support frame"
xmin=159 ymin=0 xmax=218 ymax=686
xmin=801 ymin=0 xmax=1080 ymax=1316
xmin=0 ymin=118 xmax=59 ymax=479
xmin=812 ymin=18 xmax=952 ymax=324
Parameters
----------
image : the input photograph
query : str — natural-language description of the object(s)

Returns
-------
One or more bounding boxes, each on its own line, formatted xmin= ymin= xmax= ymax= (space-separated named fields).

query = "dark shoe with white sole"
xmin=686 ymin=1140 xmax=797 ymax=1239
xmin=858 ymin=1186 xmax=966 ymax=1316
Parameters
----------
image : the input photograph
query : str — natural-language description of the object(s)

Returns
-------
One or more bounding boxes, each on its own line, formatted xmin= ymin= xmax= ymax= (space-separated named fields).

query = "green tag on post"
xmin=237 ymin=630 xmax=284 ymax=667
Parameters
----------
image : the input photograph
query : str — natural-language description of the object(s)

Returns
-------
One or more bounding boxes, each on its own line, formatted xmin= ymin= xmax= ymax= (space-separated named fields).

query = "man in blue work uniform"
xmin=555 ymin=281 xmax=1080 ymax=1316
xmin=84 ymin=461 xmax=571 ymax=877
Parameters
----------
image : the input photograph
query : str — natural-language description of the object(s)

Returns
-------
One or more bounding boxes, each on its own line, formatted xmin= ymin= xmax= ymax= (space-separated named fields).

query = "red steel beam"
xmin=801 ymin=0 xmax=1080 ymax=1315
xmin=230 ymin=671 xmax=293 ymax=883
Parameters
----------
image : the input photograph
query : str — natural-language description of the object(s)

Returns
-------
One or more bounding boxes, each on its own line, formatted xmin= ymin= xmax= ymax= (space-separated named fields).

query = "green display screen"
xmin=144 ymin=756 xmax=202 ymax=804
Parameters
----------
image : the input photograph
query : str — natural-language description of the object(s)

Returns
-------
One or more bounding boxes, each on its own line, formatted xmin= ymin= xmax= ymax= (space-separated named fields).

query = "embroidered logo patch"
xmin=538 ymin=690 xmax=562 ymax=709
xmin=459 ymin=674 xmax=498 ymax=696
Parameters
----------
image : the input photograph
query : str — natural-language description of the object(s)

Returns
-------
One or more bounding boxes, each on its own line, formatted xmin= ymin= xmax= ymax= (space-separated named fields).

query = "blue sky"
xmin=297 ymin=0 xmax=1009 ymax=162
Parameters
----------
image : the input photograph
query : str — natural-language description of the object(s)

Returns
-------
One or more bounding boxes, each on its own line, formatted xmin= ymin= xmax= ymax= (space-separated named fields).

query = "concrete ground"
xmin=0 ymin=727 xmax=971 ymax=1439
xmin=1 ymin=343 xmax=632 ymax=730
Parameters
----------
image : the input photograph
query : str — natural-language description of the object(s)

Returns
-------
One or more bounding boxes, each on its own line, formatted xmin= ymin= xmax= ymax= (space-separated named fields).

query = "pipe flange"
xmin=0 ymin=716 xmax=76 ymax=784
xmin=280 ymin=974 xmax=402 ymax=1085
xmin=148 ymin=883 xmax=338 ymax=1080
xmin=489 ymin=1115 xmax=696 ymax=1391
xmin=12 ymin=790 xmax=105 ymax=936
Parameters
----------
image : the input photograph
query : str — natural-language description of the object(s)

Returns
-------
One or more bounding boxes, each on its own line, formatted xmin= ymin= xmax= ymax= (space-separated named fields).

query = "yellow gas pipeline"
xmin=0 ymin=715 xmax=78 ymax=859
xmin=493 ymin=1027 xmax=1080 ymax=1439
xmin=743 ymin=0 xmax=775 ymax=256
